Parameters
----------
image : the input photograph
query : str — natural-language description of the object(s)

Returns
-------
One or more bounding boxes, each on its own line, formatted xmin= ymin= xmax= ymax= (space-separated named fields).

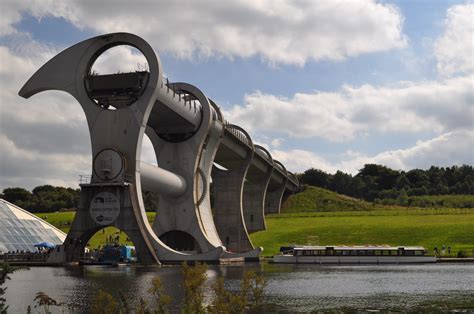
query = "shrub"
xmin=91 ymin=290 xmax=118 ymax=314
xmin=457 ymin=250 xmax=468 ymax=258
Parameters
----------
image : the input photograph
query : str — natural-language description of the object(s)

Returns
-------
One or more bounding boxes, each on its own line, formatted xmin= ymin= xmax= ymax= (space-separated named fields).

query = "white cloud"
xmin=270 ymin=138 xmax=283 ymax=149
xmin=271 ymin=129 xmax=474 ymax=174
xmin=2 ymin=0 xmax=406 ymax=66
xmin=0 ymin=1 xmax=471 ymax=191
xmin=225 ymin=76 xmax=473 ymax=142
xmin=434 ymin=3 xmax=474 ymax=76
xmin=0 ymin=43 xmax=93 ymax=190
xmin=91 ymin=46 xmax=149 ymax=75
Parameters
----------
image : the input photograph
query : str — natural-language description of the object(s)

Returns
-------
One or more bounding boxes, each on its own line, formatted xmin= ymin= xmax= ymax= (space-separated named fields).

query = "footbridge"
xmin=19 ymin=32 xmax=299 ymax=264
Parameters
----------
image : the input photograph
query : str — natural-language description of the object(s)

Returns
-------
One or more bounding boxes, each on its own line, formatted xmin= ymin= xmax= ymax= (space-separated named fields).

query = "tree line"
xmin=298 ymin=164 xmax=474 ymax=204
xmin=0 ymin=185 xmax=158 ymax=213
xmin=1 ymin=164 xmax=472 ymax=212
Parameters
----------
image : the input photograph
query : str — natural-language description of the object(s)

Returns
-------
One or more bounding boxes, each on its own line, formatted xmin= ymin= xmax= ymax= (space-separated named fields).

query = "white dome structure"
xmin=0 ymin=199 xmax=66 ymax=253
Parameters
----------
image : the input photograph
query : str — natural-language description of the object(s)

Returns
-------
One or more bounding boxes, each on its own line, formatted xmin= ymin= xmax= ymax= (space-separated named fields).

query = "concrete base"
xmin=59 ymin=184 xmax=160 ymax=264
xmin=243 ymin=182 xmax=269 ymax=233
xmin=213 ymin=168 xmax=254 ymax=253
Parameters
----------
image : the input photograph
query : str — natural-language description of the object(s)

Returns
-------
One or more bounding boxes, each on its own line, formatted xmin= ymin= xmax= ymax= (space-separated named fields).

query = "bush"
xmin=457 ymin=250 xmax=468 ymax=258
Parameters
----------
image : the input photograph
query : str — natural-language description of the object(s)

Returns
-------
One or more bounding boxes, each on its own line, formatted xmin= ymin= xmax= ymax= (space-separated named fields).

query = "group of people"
xmin=433 ymin=245 xmax=451 ymax=256
xmin=0 ymin=248 xmax=53 ymax=262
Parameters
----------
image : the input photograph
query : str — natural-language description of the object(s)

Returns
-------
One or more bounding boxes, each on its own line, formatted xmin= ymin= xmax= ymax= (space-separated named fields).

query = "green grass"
xmin=250 ymin=213 xmax=474 ymax=257
xmin=281 ymin=186 xmax=377 ymax=212
xmin=406 ymin=194 xmax=474 ymax=208
xmin=34 ymin=189 xmax=474 ymax=258
xmin=35 ymin=211 xmax=156 ymax=249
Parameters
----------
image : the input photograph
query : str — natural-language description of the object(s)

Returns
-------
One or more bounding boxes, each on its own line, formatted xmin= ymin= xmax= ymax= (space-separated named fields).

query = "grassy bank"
xmin=34 ymin=186 xmax=474 ymax=257
xmin=250 ymin=213 xmax=474 ymax=257
xmin=36 ymin=212 xmax=156 ymax=249
xmin=281 ymin=186 xmax=474 ymax=212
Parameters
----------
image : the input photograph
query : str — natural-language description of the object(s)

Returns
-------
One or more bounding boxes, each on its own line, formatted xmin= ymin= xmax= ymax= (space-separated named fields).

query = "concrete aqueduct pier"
xmin=19 ymin=33 xmax=299 ymax=264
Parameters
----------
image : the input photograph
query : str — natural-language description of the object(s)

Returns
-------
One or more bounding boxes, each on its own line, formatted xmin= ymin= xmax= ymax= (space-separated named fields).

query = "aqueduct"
xmin=19 ymin=33 xmax=299 ymax=264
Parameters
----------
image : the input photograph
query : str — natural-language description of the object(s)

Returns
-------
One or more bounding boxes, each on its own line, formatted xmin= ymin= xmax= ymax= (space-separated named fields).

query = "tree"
xmin=397 ymin=189 xmax=409 ymax=206
xmin=33 ymin=292 xmax=63 ymax=314
xmin=299 ymin=168 xmax=331 ymax=188
xmin=2 ymin=187 xmax=32 ymax=203
xmin=0 ymin=263 xmax=16 ymax=313
xmin=148 ymin=276 xmax=171 ymax=313
xmin=91 ymin=290 xmax=118 ymax=314
xmin=329 ymin=171 xmax=352 ymax=195
xmin=182 ymin=263 xmax=207 ymax=314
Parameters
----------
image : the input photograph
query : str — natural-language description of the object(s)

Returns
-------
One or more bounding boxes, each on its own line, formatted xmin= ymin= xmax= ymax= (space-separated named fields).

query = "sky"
xmin=0 ymin=0 xmax=473 ymax=191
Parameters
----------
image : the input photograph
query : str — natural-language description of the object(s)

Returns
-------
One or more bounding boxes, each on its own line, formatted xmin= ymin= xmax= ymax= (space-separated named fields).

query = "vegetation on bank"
xmin=281 ymin=186 xmax=378 ymax=212
xmin=256 ymin=186 xmax=474 ymax=256
xmin=2 ymin=164 xmax=473 ymax=214
xmin=1 ymin=262 xmax=266 ymax=313
xmin=35 ymin=212 xmax=156 ymax=249
xmin=0 ymin=263 xmax=16 ymax=313
xmin=281 ymin=186 xmax=474 ymax=212
xmin=0 ymin=186 xmax=158 ymax=213
xmin=299 ymin=164 xmax=474 ymax=202
xmin=250 ymin=213 xmax=474 ymax=257
xmin=25 ymin=182 xmax=474 ymax=258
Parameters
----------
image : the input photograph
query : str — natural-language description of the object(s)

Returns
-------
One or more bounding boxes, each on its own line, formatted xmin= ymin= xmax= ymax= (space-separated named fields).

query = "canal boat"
xmin=273 ymin=245 xmax=437 ymax=264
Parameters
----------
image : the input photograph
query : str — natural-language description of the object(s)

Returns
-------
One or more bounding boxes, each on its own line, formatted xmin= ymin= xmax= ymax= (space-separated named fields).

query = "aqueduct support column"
xmin=264 ymin=161 xmax=289 ymax=215
xmin=212 ymin=125 xmax=255 ymax=254
xmin=146 ymin=83 xmax=227 ymax=258
xmin=242 ymin=146 xmax=273 ymax=233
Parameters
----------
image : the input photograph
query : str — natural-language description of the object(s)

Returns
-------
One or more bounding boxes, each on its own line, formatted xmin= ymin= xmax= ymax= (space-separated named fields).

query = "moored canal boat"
xmin=273 ymin=245 xmax=437 ymax=264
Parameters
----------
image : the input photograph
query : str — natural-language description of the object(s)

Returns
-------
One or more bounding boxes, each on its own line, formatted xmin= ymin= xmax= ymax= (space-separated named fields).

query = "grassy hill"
xmin=252 ymin=186 xmax=474 ymax=256
xmin=405 ymin=194 xmax=474 ymax=208
xmin=281 ymin=185 xmax=474 ymax=212
xmin=250 ymin=213 xmax=474 ymax=257
xmin=281 ymin=186 xmax=383 ymax=212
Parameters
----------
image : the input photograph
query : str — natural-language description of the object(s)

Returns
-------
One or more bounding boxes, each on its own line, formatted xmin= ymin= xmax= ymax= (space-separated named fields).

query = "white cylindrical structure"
xmin=140 ymin=161 xmax=187 ymax=196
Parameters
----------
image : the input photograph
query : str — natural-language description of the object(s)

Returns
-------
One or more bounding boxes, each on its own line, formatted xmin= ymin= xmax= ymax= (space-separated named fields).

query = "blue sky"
xmin=0 ymin=0 xmax=472 ymax=190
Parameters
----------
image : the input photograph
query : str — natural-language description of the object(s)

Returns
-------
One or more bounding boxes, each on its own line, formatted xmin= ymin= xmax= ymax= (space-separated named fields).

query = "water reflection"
xmin=5 ymin=263 xmax=474 ymax=313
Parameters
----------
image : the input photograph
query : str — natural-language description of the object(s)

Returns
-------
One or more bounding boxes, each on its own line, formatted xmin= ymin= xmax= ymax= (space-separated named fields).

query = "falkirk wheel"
xmin=19 ymin=33 xmax=299 ymax=264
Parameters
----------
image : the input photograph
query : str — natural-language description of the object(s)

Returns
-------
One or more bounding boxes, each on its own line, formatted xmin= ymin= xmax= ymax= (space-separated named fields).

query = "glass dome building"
xmin=0 ymin=199 xmax=66 ymax=253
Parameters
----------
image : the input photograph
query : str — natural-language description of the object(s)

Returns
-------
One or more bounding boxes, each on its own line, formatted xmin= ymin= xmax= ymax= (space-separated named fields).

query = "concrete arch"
xmin=213 ymin=124 xmax=257 ymax=254
xmin=265 ymin=160 xmax=289 ymax=215
xmin=243 ymin=145 xmax=274 ymax=233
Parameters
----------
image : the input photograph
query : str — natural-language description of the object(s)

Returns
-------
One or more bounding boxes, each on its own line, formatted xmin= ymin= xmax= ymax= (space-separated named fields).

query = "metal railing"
xmin=224 ymin=123 xmax=253 ymax=149
xmin=79 ymin=173 xmax=133 ymax=184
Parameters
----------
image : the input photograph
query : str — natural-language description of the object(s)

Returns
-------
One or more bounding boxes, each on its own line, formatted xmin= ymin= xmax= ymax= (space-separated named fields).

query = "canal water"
xmin=4 ymin=263 xmax=474 ymax=313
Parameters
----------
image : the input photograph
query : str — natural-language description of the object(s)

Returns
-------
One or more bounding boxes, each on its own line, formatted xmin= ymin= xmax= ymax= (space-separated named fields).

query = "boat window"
xmin=326 ymin=249 xmax=334 ymax=256
xmin=342 ymin=250 xmax=350 ymax=256
xmin=414 ymin=250 xmax=424 ymax=256
xmin=358 ymin=250 xmax=367 ymax=256
xmin=374 ymin=250 xmax=381 ymax=256
xmin=296 ymin=250 xmax=303 ymax=256
xmin=350 ymin=250 xmax=357 ymax=256
xmin=404 ymin=250 xmax=415 ymax=256
xmin=390 ymin=250 xmax=398 ymax=256
xmin=366 ymin=250 xmax=374 ymax=256
xmin=382 ymin=250 xmax=390 ymax=255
